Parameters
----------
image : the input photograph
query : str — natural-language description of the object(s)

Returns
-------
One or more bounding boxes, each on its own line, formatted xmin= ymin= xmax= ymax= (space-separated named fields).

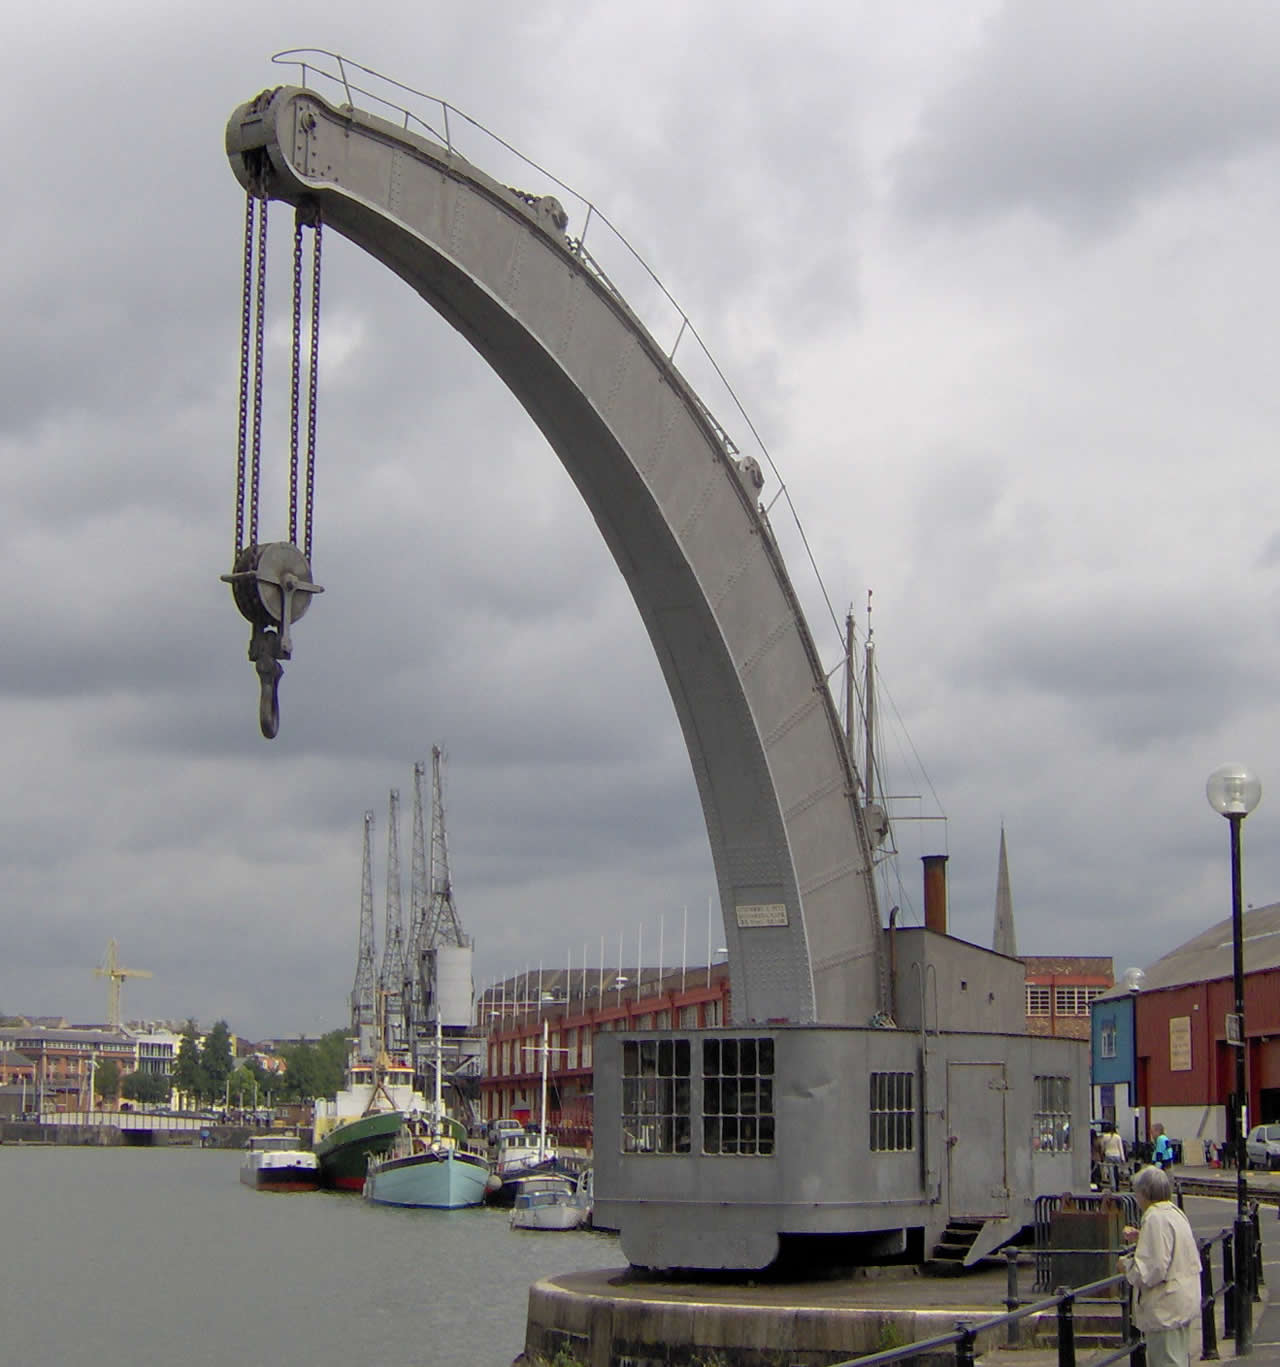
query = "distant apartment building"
xmin=0 ymin=1026 xmax=137 ymax=1111
xmin=479 ymin=964 xmax=731 ymax=1148
xmin=130 ymin=1025 xmax=179 ymax=1081
xmin=1023 ymin=956 xmax=1114 ymax=1042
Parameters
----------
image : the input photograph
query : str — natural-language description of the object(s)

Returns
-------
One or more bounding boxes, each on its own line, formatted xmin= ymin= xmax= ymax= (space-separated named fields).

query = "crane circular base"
xmin=229 ymin=542 xmax=316 ymax=628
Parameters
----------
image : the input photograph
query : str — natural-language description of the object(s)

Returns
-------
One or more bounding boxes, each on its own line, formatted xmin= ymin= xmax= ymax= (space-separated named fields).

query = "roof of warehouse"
xmin=1096 ymin=899 xmax=1280 ymax=1000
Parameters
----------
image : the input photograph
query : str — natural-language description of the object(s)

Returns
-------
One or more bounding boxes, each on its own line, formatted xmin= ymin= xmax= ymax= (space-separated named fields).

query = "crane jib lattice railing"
xmin=818 ymin=1218 xmax=1261 ymax=1367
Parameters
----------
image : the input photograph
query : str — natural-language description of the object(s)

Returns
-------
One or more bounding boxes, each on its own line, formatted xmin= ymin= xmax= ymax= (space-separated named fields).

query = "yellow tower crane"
xmin=94 ymin=939 xmax=153 ymax=1029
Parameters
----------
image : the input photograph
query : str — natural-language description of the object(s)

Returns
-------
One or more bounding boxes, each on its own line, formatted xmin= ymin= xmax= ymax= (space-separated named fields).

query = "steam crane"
xmin=377 ymin=789 xmax=407 ymax=1056
xmin=349 ymin=812 xmax=378 ymax=1062
xmin=94 ymin=939 xmax=152 ymax=1030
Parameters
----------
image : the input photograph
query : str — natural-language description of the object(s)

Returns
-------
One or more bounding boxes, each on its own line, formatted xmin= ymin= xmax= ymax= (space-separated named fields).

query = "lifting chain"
xmin=222 ymin=164 xmax=325 ymax=739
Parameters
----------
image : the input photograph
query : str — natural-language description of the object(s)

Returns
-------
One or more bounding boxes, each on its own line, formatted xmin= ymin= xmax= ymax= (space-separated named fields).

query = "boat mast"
xmin=433 ymin=1014 xmax=444 ymax=1124
xmin=539 ymin=1019 xmax=550 ymax=1159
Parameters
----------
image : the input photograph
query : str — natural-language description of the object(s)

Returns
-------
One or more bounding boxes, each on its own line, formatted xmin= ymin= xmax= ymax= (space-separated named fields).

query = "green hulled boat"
xmin=314 ymin=1108 xmax=404 ymax=1190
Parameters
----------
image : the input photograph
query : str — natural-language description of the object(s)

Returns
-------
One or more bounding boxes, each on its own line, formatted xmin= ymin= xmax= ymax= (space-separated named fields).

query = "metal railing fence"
xmin=813 ymin=1218 xmax=1255 ymax=1367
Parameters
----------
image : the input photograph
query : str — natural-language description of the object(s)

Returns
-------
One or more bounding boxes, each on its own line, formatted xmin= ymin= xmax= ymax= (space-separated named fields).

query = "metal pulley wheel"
xmin=227 ymin=541 xmax=320 ymax=633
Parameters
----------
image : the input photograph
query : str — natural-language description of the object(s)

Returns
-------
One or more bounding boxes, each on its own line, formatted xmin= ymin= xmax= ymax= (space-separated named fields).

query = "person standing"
xmin=1119 ymin=1166 xmax=1200 ymax=1367
xmin=1101 ymin=1123 xmax=1126 ymax=1190
xmin=1152 ymin=1124 xmax=1175 ymax=1171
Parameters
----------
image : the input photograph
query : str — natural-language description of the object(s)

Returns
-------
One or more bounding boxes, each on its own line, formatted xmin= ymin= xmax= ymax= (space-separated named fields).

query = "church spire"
xmin=992 ymin=824 xmax=1018 ymax=957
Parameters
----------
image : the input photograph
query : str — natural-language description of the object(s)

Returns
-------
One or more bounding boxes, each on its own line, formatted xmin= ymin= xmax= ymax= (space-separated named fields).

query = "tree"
xmin=94 ymin=1058 xmax=121 ymax=1101
xmin=172 ymin=1019 xmax=209 ymax=1104
xmin=121 ymin=1071 xmax=170 ymax=1105
xmin=200 ymin=1020 xmax=234 ymax=1101
xmin=276 ymin=1039 xmax=319 ymax=1101
xmin=314 ymin=1030 xmax=349 ymax=1097
xmin=227 ymin=1064 xmax=265 ymax=1109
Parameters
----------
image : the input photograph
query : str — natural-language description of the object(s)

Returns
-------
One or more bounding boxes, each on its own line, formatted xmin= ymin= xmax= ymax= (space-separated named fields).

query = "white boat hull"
xmin=510 ymin=1198 xmax=590 ymax=1231
xmin=509 ymin=1174 xmax=592 ymax=1231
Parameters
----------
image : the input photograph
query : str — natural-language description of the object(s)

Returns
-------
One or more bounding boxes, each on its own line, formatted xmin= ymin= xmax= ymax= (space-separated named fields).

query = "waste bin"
xmin=1049 ymin=1204 xmax=1126 ymax=1296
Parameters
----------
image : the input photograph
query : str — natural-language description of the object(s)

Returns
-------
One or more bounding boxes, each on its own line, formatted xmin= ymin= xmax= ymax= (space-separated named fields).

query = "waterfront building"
xmin=0 ymin=1026 xmax=137 ymax=1111
xmin=0 ymin=1050 xmax=37 ymax=1117
xmin=1022 ymin=956 xmax=1113 ymax=1043
xmin=479 ymin=965 xmax=731 ymax=1148
xmin=128 ymin=1025 xmax=179 ymax=1084
xmin=1091 ymin=986 xmax=1139 ymax=1142
xmin=1092 ymin=901 xmax=1280 ymax=1154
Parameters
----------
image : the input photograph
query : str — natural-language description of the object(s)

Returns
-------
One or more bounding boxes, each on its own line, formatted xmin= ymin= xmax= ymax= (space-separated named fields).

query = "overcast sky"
xmin=4 ymin=2 xmax=1279 ymax=1040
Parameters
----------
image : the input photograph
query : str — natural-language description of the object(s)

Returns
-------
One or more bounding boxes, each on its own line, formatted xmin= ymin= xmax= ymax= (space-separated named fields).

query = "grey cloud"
xmin=892 ymin=0 xmax=1280 ymax=233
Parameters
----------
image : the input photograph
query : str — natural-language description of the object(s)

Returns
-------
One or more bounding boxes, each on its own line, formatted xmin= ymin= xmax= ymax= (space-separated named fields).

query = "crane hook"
xmin=223 ymin=542 xmax=323 ymax=739
xmin=249 ymin=627 xmax=285 ymax=740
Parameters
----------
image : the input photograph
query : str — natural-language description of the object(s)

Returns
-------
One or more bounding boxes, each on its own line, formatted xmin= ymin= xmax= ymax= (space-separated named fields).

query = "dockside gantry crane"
xmin=349 ymin=812 xmax=378 ymax=1061
xmin=378 ymin=789 xmax=407 ymax=1055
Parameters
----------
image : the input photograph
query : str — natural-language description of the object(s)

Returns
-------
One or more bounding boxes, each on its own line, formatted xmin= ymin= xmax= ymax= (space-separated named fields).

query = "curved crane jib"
xmin=223 ymin=78 xmax=886 ymax=1025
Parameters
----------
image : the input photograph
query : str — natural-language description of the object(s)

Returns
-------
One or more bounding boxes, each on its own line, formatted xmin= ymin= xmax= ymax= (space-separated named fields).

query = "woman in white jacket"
xmin=1119 ymin=1165 xmax=1200 ymax=1367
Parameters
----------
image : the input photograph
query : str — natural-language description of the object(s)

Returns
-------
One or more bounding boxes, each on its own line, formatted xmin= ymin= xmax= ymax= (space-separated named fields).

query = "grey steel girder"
xmin=226 ymin=86 xmax=886 ymax=1024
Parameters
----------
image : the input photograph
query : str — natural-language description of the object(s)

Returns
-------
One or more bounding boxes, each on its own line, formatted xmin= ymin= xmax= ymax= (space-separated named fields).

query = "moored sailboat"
xmin=364 ymin=1019 xmax=494 ymax=1210
xmin=509 ymin=1169 xmax=592 ymax=1231
xmin=487 ymin=1019 xmax=568 ymax=1206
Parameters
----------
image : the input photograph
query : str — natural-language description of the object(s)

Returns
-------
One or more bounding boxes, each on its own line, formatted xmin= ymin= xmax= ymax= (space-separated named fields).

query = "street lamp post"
xmin=1122 ymin=967 xmax=1145 ymax=1152
xmin=1207 ymin=762 xmax=1262 ymax=1356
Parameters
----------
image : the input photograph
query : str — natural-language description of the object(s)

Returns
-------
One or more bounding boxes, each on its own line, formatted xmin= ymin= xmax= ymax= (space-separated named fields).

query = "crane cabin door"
xmin=946 ymin=1061 xmax=1009 ymax=1220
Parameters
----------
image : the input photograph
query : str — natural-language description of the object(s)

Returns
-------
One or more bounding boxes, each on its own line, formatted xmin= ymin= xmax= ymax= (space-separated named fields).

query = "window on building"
xmin=1054 ymin=985 xmax=1105 ymax=1016
xmin=1034 ymin=1075 xmax=1071 ymax=1152
xmin=705 ymin=999 xmax=723 ymax=1027
xmin=1100 ymin=1021 xmax=1117 ymax=1059
xmin=702 ymin=1036 xmax=775 ymax=1156
xmin=678 ymin=1004 xmax=698 ymax=1029
xmin=620 ymin=1038 xmax=691 ymax=1154
xmin=1026 ymin=985 xmax=1051 ymax=1016
xmin=869 ymin=1071 xmax=915 ymax=1152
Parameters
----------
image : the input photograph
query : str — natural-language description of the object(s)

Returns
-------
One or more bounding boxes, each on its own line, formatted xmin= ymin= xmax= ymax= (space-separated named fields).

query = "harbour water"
xmin=0 ymin=1143 xmax=620 ymax=1367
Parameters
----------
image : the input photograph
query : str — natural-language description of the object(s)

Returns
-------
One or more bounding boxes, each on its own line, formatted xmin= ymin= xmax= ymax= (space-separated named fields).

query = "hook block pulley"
xmin=222 ymin=542 xmax=324 ymax=738
xmin=225 ymin=183 xmax=324 ymax=738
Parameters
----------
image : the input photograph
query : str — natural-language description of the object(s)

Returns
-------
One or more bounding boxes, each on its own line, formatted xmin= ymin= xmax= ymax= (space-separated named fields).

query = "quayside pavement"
xmin=521 ymin=1162 xmax=1280 ymax=1366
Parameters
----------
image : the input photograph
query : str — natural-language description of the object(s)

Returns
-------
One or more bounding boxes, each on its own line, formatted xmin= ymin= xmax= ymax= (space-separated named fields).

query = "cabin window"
xmin=1033 ymin=1075 xmax=1071 ymax=1152
xmin=701 ymin=1036 xmax=775 ymax=1156
xmin=869 ymin=1071 xmax=914 ymax=1152
xmin=620 ymin=1037 xmax=692 ymax=1154
xmin=1100 ymin=1021 xmax=1117 ymax=1059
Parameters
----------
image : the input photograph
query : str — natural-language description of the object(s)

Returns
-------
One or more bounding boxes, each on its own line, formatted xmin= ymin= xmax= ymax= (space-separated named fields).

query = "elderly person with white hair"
xmin=1118 ymin=1165 xmax=1201 ymax=1367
